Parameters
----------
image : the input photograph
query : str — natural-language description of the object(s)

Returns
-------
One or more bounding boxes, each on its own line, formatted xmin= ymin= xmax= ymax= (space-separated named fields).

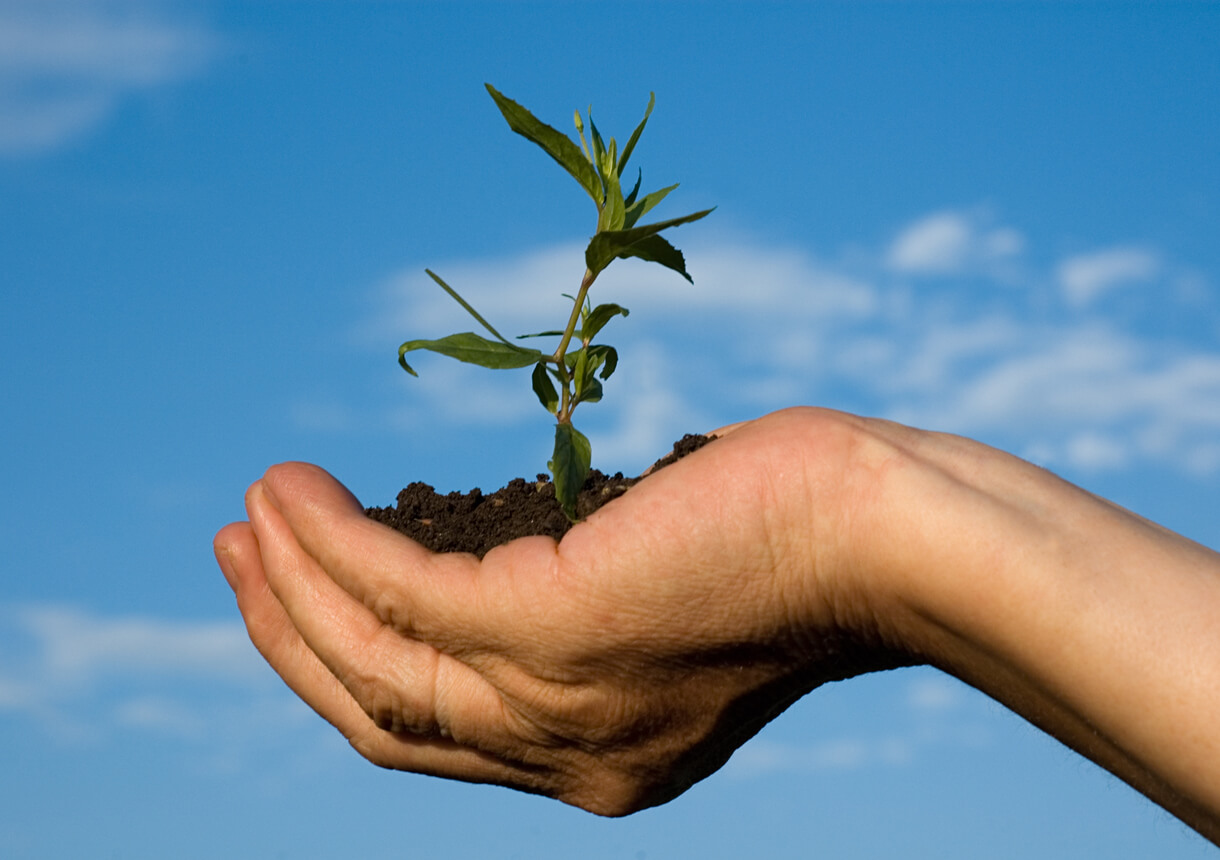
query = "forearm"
xmin=844 ymin=421 xmax=1220 ymax=841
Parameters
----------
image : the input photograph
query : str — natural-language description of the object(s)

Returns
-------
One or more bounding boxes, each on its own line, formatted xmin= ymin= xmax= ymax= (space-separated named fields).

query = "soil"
xmin=365 ymin=433 xmax=714 ymax=558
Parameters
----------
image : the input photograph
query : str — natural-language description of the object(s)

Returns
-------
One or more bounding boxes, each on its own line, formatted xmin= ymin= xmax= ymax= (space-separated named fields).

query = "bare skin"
xmin=214 ymin=407 xmax=1220 ymax=842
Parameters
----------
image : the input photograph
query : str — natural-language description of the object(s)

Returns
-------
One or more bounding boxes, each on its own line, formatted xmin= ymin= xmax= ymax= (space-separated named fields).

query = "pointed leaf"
xmin=551 ymin=423 xmax=592 ymax=521
xmin=485 ymin=84 xmax=602 ymax=205
xmin=531 ymin=362 xmax=559 ymax=414
xmin=589 ymin=112 xmax=607 ymax=179
xmin=614 ymin=234 xmax=693 ymax=283
xmin=617 ymin=92 xmax=654 ymax=176
xmin=604 ymin=138 xmax=618 ymax=184
xmin=516 ymin=330 xmax=566 ymax=339
xmin=622 ymin=183 xmax=678 ymax=229
xmin=425 ymin=269 xmax=513 ymax=345
xmin=598 ymin=165 xmax=625 ymax=233
xmin=623 ymin=169 xmax=642 ymax=209
xmin=582 ymin=303 xmax=629 ymax=341
xmin=585 ymin=208 xmax=715 ymax=276
xmin=398 ymin=333 xmax=542 ymax=374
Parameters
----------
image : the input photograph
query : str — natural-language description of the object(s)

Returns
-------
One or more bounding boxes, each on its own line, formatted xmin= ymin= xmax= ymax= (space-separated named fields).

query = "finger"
xmin=256 ymin=462 xmax=493 ymax=645
xmin=246 ymin=480 xmax=523 ymax=747
xmin=214 ymin=517 xmax=383 ymax=739
xmin=218 ymin=508 xmax=532 ymax=786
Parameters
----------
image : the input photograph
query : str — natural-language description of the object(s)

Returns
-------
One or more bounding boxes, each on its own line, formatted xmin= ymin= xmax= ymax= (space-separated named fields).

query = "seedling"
xmin=398 ymin=84 xmax=712 ymax=520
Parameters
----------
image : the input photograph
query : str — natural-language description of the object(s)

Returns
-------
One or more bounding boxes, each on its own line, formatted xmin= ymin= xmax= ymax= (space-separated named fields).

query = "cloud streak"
xmin=358 ymin=208 xmax=1219 ymax=476
xmin=14 ymin=604 xmax=265 ymax=684
xmin=727 ymin=672 xmax=991 ymax=777
xmin=0 ymin=0 xmax=219 ymax=155
xmin=1057 ymin=247 xmax=1160 ymax=307
xmin=885 ymin=209 xmax=1024 ymax=275
xmin=0 ymin=603 xmax=284 ymax=746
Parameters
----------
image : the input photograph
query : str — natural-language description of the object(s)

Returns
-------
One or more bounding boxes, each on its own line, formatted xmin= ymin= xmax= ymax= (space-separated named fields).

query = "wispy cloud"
xmin=0 ymin=0 xmax=219 ymax=156
xmin=355 ymin=207 xmax=1219 ymax=476
xmin=1057 ymin=247 xmax=1160 ymax=307
xmin=730 ymin=736 xmax=915 ymax=773
xmin=0 ymin=603 xmax=288 ymax=746
xmin=727 ymin=671 xmax=991 ymax=777
xmin=885 ymin=209 xmax=1024 ymax=275
xmin=886 ymin=322 xmax=1220 ymax=473
xmin=14 ymin=604 xmax=264 ymax=684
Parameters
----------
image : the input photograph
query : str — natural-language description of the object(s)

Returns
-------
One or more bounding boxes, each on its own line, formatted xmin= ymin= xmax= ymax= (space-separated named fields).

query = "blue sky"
xmin=2 ymin=1 xmax=1219 ymax=856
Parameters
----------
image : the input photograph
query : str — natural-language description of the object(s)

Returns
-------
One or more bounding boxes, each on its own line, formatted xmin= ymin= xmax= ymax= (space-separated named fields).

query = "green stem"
xmin=552 ymin=267 xmax=598 ymax=422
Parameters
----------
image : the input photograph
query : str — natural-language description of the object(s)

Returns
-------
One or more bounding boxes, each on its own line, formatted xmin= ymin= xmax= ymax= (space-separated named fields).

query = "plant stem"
xmin=552 ymin=267 xmax=598 ymax=422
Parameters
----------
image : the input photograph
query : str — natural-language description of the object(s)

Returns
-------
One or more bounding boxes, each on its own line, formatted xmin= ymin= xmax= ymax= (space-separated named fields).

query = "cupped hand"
xmin=213 ymin=408 xmax=914 ymax=815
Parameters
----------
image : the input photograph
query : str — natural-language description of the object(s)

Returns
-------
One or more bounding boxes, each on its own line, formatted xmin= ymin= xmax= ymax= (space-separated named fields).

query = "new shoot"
xmin=398 ymin=84 xmax=712 ymax=520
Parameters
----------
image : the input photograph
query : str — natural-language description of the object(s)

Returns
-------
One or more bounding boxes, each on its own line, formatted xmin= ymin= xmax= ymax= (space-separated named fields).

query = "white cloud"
xmin=885 ymin=210 xmax=1024 ymax=275
xmin=0 ymin=0 xmax=219 ymax=155
xmin=112 ymin=694 xmax=207 ymax=739
xmin=16 ymin=604 xmax=264 ymax=684
xmin=0 ymin=604 xmax=268 ymax=724
xmin=729 ymin=736 xmax=913 ymax=775
xmin=727 ymin=671 xmax=990 ymax=777
xmin=1057 ymin=247 xmax=1160 ymax=307
xmin=887 ymin=211 xmax=971 ymax=273
xmin=907 ymin=675 xmax=965 ymax=712
xmin=1064 ymin=431 xmax=1130 ymax=471
xmin=586 ymin=342 xmax=714 ymax=472
xmin=888 ymin=323 xmax=1220 ymax=474
xmin=0 ymin=603 xmax=315 ymax=758
xmin=364 ymin=240 xmax=880 ymax=467
xmin=371 ymin=240 xmax=878 ymax=343
xmin=358 ymin=210 xmax=1219 ymax=479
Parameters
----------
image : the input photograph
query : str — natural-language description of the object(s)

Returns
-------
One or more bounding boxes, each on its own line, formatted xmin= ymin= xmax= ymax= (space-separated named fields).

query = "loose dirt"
xmin=365 ymin=433 xmax=713 ymax=558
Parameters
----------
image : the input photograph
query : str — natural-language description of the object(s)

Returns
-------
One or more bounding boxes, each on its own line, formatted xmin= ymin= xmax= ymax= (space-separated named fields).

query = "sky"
xmin=2 ymin=1 xmax=1219 ymax=856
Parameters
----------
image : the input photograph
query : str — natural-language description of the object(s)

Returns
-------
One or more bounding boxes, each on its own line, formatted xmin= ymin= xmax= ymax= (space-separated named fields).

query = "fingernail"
xmin=216 ymin=545 xmax=239 ymax=591
xmin=258 ymin=475 xmax=282 ymax=511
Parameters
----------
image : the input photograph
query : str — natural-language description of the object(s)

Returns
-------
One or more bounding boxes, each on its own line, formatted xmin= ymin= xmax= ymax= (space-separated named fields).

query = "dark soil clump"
xmin=366 ymin=433 xmax=713 ymax=558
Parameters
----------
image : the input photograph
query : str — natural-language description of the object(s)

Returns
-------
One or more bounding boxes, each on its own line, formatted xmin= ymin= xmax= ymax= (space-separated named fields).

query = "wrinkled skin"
xmin=213 ymin=409 xmax=910 ymax=814
xmin=215 ymin=407 xmax=1220 ymax=841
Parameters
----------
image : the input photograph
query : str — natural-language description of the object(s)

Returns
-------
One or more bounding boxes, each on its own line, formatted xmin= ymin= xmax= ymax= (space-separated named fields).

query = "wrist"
xmin=838 ymin=421 xmax=1220 ymax=840
xmin=737 ymin=408 xmax=929 ymax=675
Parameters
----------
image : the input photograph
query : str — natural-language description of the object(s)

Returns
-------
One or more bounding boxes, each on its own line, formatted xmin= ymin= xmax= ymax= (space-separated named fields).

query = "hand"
xmin=216 ymin=406 xmax=1220 ymax=841
xmin=213 ymin=408 xmax=911 ymax=815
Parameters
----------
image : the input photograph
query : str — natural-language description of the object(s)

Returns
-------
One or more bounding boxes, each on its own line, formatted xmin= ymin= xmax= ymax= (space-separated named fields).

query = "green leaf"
xmin=582 ymin=303 xmax=629 ymax=341
xmin=573 ymin=377 xmax=603 ymax=405
xmin=485 ymin=84 xmax=602 ymax=205
xmin=516 ymin=330 xmax=566 ymax=339
xmin=567 ymin=344 xmax=615 ymax=383
xmin=623 ymin=169 xmax=642 ymax=209
xmin=603 ymin=138 xmax=618 ymax=184
xmin=425 ymin=269 xmax=513 ymax=345
xmin=585 ymin=208 xmax=715 ymax=277
xmin=398 ymin=333 xmax=543 ymax=375
xmin=587 ymin=344 xmax=619 ymax=379
xmin=531 ymin=362 xmax=559 ymax=414
xmin=622 ymin=183 xmax=678 ymax=230
xmin=598 ymin=165 xmax=625 ymax=233
xmin=573 ymin=341 xmax=589 ymax=395
xmin=551 ymin=422 xmax=591 ymax=521
xmin=614 ymin=234 xmax=694 ymax=283
xmin=617 ymin=92 xmax=654 ymax=176
xmin=589 ymin=112 xmax=607 ymax=182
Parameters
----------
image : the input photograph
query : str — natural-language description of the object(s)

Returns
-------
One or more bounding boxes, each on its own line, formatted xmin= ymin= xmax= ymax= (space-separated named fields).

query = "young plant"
xmin=398 ymin=84 xmax=712 ymax=520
